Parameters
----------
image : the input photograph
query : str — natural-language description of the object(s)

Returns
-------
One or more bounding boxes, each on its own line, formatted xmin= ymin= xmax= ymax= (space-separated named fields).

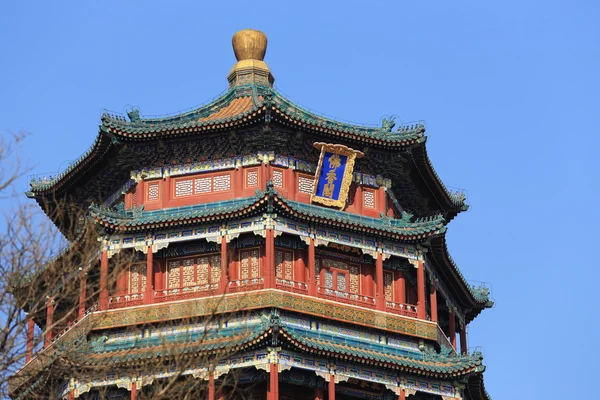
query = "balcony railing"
xmin=385 ymin=301 xmax=418 ymax=318
xmin=317 ymin=287 xmax=376 ymax=309
xmin=228 ymin=278 xmax=264 ymax=293
xmin=108 ymin=292 xmax=144 ymax=309
xmin=275 ymin=278 xmax=308 ymax=294
xmin=154 ymin=284 xmax=219 ymax=303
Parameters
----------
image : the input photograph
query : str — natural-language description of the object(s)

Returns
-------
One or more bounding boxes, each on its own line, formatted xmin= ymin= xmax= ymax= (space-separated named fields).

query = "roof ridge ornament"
xmin=228 ymin=29 xmax=274 ymax=89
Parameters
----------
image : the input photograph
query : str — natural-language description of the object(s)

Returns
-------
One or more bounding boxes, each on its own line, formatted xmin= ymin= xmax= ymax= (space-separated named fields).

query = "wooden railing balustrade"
xmin=228 ymin=278 xmax=265 ymax=293
xmin=275 ymin=278 xmax=308 ymax=294
xmin=385 ymin=301 xmax=418 ymax=318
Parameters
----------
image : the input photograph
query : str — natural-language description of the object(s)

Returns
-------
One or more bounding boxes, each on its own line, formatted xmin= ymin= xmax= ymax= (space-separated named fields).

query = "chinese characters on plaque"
xmin=311 ymin=142 xmax=364 ymax=209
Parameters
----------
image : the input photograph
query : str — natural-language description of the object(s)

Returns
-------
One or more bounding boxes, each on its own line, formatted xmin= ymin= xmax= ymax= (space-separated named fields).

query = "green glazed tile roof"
xmin=89 ymin=187 xmax=446 ymax=240
xmin=76 ymin=315 xmax=271 ymax=366
xmin=278 ymin=324 xmax=485 ymax=378
xmin=89 ymin=195 xmax=264 ymax=231
xmin=276 ymin=196 xmax=446 ymax=240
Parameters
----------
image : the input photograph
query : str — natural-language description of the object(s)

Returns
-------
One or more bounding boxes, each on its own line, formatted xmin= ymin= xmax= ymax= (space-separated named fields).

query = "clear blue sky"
xmin=1 ymin=1 xmax=598 ymax=398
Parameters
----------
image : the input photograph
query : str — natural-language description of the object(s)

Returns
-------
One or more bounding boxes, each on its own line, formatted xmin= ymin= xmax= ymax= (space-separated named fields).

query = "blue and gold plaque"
xmin=311 ymin=143 xmax=364 ymax=209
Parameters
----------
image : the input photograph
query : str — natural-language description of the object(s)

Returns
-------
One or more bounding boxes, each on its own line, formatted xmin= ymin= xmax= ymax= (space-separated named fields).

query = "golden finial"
xmin=228 ymin=29 xmax=273 ymax=88
xmin=232 ymin=29 xmax=267 ymax=61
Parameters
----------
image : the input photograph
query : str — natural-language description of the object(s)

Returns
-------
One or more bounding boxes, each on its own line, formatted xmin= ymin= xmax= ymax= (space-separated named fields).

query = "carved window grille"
xmin=213 ymin=174 xmax=231 ymax=191
xmin=246 ymin=169 xmax=259 ymax=188
xmin=175 ymin=179 xmax=194 ymax=197
xmin=147 ymin=182 xmax=160 ymax=201
xmin=240 ymin=248 xmax=260 ymax=279
xmin=129 ymin=264 xmax=147 ymax=294
xmin=194 ymin=177 xmax=211 ymax=194
xmin=175 ymin=173 xmax=232 ymax=197
xmin=319 ymin=258 xmax=360 ymax=295
xmin=272 ymin=169 xmax=284 ymax=188
xmin=298 ymin=175 xmax=315 ymax=194
xmin=167 ymin=254 xmax=221 ymax=293
xmin=275 ymin=249 xmax=293 ymax=280
xmin=384 ymin=271 xmax=394 ymax=301
xmin=364 ymin=189 xmax=376 ymax=208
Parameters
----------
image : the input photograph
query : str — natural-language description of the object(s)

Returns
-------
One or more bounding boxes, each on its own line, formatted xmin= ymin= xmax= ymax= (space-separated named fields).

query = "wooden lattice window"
xmin=174 ymin=173 xmax=232 ymax=197
xmin=167 ymin=254 xmax=221 ymax=293
xmin=146 ymin=181 xmax=160 ymax=202
xmin=128 ymin=264 xmax=147 ymax=295
xmin=297 ymin=174 xmax=315 ymax=194
xmin=319 ymin=258 xmax=360 ymax=297
xmin=239 ymin=248 xmax=260 ymax=279
xmin=245 ymin=168 xmax=259 ymax=189
xmin=275 ymin=249 xmax=293 ymax=280
xmin=363 ymin=189 xmax=376 ymax=208
xmin=272 ymin=169 xmax=284 ymax=189
xmin=384 ymin=271 xmax=394 ymax=301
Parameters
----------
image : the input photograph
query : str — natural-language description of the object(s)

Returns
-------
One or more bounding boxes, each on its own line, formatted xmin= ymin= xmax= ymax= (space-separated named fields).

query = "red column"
xmin=294 ymin=250 xmax=306 ymax=283
xmin=267 ymin=363 xmax=279 ymax=400
xmin=396 ymin=271 xmax=406 ymax=304
xmin=220 ymin=236 xmax=228 ymax=295
xmin=44 ymin=297 xmax=54 ymax=348
xmin=145 ymin=246 xmax=154 ymax=304
xmin=130 ymin=382 xmax=137 ymax=400
xmin=67 ymin=390 xmax=75 ymax=400
xmin=375 ymin=252 xmax=385 ymax=311
xmin=315 ymin=387 xmax=324 ymax=400
xmin=398 ymin=388 xmax=406 ymax=400
xmin=99 ymin=251 xmax=109 ymax=311
xmin=208 ymin=370 xmax=215 ymax=400
xmin=328 ymin=376 xmax=335 ymax=400
xmin=308 ymin=238 xmax=316 ymax=296
xmin=417 ymin=260 xmax=426 ymax=320
xmin=26 ymin=316 xmax=34 ymax=363
xmin=362 ymin=265 xmax=374 ymax=297
xmin=265 ymin=229 xmax=275 ymax=289
xmin=460 ymin=324 xmax=468 ymax=354
xmin=429 ymin=282 xmax=438 ymax=322
xmin=78 ymin=268 xmax=87 ymax=319
xmin=449 ymin=307 xmax=457 ymax=350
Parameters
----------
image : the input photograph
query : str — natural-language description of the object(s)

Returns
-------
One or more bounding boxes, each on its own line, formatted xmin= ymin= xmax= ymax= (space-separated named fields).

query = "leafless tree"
xmin=1 ymin=131 xmax=255 ymax=399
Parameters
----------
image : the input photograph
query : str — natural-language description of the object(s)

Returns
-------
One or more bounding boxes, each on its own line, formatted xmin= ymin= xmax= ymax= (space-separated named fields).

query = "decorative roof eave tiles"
xmin=270 ymin=92 xmax=426 ymax=147
xmin=78 ymin=329 xmax=271 ymax=367
xmin=274 ymin=197 xmax=446 ymax=242
xmin=28 ymin=133 xmax=113 ymax=194
xmin=280 ymin=327 xmax=483 ymax=379
xmin=89 ymin=189 xmax=446 ymax=240
xmin=466 ymin=372 xmax=492 ymax=400
xmin=89 ymin=195 xmax=265 ymax=233
xmin=410 ymin=144 xmax=469 ymax=220
xmin=429 ymin=236 xmax=493 ymax=322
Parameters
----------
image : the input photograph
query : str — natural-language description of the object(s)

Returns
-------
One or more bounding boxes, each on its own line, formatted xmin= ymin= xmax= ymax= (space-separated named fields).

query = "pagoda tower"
xmin=10 ymin=30 xmax=493 ymax=400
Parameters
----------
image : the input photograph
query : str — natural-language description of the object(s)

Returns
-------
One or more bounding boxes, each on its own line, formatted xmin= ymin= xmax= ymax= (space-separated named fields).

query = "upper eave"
xmin=89 ymin=188 xmax=446 ymax=241
xmin=28 ymin=84 xmax=468 ymax=222
xmin=428 ymin=235 xmax=493 ymax=323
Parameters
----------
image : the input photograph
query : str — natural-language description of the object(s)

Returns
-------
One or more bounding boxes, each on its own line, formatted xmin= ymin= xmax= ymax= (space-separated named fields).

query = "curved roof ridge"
xmin=100 ymin=88 xmax=236 ymax=125
xmin=411 ymin=144 xmax=469 ymax=217
xmin=272 ymin=90 xmax=426 ymax=138
xmin=429 ymin=235 xmax=494 ymax=321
